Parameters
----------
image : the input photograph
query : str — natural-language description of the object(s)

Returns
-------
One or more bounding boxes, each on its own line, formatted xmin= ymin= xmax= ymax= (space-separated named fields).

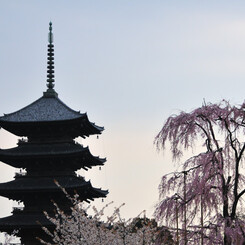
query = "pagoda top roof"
xmin=0 ymin=95 xmax=84 ymax=122
xmin=0 ymin=95 xmax=104 ymax=137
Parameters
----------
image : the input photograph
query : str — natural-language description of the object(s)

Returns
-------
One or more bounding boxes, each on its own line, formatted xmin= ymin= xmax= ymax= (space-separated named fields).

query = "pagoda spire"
xmin=44 ymin=22 xmax=58 ymax=97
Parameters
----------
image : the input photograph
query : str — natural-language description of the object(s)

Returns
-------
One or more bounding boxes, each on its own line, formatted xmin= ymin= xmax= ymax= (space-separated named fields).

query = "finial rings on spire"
xmin=48 ymin=22 xmax=53 ymax=44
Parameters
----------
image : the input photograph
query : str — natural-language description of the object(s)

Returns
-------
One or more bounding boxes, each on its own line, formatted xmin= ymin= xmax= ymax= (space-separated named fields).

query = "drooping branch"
xmin=195 ymin=122 xmax=212 ymax=152
xmin=155 ymin=100 xmax=245 ymax=244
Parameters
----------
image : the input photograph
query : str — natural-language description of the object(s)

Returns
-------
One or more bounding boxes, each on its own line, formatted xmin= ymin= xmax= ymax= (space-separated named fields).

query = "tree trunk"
xmin=183 ymin=172 xmax=187 ymax=245
xmin=175 ymin=199 xmax=179 ymax=245
xmin=224 ymin=218 xmax=232 ymax=245
xmin=224 ymin=234 xmax=232 ymax=245
xmin=200 ymin=193 xmax=204 ymax=245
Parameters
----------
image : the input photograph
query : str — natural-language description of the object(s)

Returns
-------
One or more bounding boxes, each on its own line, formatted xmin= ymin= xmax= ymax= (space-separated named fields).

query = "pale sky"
xmin=1 ymin=1 xmax=245 ymax=240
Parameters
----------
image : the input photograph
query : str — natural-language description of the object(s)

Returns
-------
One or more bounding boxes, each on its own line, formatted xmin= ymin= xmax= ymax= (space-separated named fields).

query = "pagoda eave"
xmin=0 ymin=143 xmax=106 ymax=170
xmin=0 ymin=177 xmax=108 ymax=201
xmin=1 ymin=159 xmax=105 ymax=171
xmin=0 ymin=115 xmax=103 ymax=138
xmin=0 ymin=212 xmax=53 ymax=233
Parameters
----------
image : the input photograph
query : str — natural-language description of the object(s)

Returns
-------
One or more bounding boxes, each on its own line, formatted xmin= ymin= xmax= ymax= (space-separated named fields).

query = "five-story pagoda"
xmin=0 ymin=22 xmax=108 ymax=244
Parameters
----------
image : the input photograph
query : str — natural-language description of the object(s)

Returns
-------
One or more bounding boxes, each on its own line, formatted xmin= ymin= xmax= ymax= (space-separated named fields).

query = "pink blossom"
xmin=155 ymin=100 xmax=245 ymax=244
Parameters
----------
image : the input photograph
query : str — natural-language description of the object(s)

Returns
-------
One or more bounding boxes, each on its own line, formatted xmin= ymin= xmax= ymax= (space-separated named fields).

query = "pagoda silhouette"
xmin=0 ymin=22 xmax=108 ymax=244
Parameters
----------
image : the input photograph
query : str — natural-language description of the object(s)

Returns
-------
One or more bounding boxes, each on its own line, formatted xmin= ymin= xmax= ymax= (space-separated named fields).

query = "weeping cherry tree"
xmin=154 ymin=100 xmax=245 ymax=245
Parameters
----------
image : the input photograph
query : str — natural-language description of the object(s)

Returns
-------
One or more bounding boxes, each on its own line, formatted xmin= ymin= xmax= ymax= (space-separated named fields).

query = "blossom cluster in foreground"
xmin=38 ymin=183 xmax=173 ymax=245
